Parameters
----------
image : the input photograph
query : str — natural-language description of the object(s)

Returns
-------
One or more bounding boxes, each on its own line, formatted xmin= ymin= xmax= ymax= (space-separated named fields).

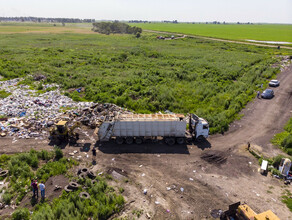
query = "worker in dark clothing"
xmin=92 ymin=148 xmax=96 ymax=157
xmin=32 ymin=180 xmax=39 ymax=198
xmin=92 ymin=147 xmax=97 ymax=165
xmin=247 ymin=142 xmax=250 ymax=151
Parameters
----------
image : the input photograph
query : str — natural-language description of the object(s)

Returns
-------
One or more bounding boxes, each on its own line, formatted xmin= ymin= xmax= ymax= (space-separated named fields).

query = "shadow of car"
xmin=269 ymin=80 xmax=280 ymax=87
xmin=261 ymin=89 xmax=274 ymax=99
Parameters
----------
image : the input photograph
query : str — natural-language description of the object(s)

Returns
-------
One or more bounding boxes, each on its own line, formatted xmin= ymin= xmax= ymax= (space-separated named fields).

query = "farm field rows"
xmin=132 ymin=23 xmax=292 ymax=44
xmin=0 ymin=24 xmax=289 ymax=133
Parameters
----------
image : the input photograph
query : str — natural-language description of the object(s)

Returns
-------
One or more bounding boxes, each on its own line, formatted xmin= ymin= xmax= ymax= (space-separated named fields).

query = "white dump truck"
xmin=98 ymin=113 xmax=209 ymax=145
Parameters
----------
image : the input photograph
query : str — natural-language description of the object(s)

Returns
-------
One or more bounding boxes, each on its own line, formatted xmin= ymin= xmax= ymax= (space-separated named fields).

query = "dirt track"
xmin=1 ymin=65 xmax=292 ymax=219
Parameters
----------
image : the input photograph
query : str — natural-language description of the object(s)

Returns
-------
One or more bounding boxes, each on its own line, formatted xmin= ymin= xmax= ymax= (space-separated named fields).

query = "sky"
xmin=1 ymin=0 xmax=291 ymax=24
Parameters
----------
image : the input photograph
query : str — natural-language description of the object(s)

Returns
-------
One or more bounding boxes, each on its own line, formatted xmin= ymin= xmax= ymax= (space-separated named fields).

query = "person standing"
xmin=39 ymin=181 xmax=45 ymax=200
xmin=31 ymin=179 xmax=35 ymax=197
xmin=92 ymin=147 xmax=96 ymax=158
xmin=32 ymin=180 xmax=38 ymax=198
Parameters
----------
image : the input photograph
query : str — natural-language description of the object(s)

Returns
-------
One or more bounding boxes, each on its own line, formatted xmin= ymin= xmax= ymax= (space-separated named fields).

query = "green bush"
xmin=271 ymin=118 xmax=292 ymax=155
xmin=12 ymin=208 xmax=30 ymax=220
xmin=2 ymin=192 xmax=12 ymax=205
xmin=37 ymin=150 xmax=54 ymax=161
xmin=282 ymin=134 xmax=292 ymax=149
xmin=272 ymin=155 xmax=285 ymax=168
xmin=54 ymin=147 xmax=63 ymax=161
xmin=271 ymin=168 xmax=281 ymax=176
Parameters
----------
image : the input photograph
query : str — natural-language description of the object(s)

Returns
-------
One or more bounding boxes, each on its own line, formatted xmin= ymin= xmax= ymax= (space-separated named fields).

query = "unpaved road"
xmin=146 ymin=30 xmax=292 ymax=50
xmin=1 ymin=65 xmax=292 ymax=219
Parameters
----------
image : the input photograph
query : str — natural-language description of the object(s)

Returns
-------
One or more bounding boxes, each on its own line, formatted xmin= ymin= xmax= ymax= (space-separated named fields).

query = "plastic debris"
xmin=0 ymin=78 xmax=132 ymax=140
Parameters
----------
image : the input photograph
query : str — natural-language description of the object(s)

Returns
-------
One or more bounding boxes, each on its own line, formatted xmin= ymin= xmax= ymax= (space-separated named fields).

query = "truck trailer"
xmin=98 ymin=113 xmax=209 ymax=145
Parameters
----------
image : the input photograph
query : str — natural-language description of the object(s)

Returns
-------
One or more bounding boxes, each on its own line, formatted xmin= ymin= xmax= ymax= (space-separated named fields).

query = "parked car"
xmin=269 ymin=79 xmax=280 ymax=87
xmin=261 ymin=89 xmax=274 ymax=99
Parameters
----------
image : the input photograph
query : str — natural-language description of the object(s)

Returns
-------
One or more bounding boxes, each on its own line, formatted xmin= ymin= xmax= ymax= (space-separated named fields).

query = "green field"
xmin=132 ymin=23 xmax=292 ymax=44
xmin=0 ymin=24 xmax=290 ymax=133
xmin=0 ymin=22 xmax=93 ymax=33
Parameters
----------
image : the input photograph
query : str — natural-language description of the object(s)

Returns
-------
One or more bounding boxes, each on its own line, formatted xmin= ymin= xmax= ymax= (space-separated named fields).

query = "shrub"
xmin=12 ymin=208 xmax=30 ymax=220
xmin=272 ymin=155 xmax=285 ymax=168
xmin=282 ymin=134 xmax=292 ymax=149
xmin=271 ymin=168 xmax=281 ymax=176
xmin=54 ymin=147 xmax=63 ymax=161
xmin=2 ymin=192 xmax=12 ymax=205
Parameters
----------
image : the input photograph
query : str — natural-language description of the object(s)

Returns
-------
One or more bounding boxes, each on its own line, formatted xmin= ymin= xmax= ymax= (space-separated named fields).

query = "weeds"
xmin=272 ymin=118 xmax=292 ymax=155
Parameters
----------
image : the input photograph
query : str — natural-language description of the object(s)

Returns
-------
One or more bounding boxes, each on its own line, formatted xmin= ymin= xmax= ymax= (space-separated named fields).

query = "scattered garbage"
xmin=141 ymin=173 xmax=145 ymax=177
xmin=155 ymin=201 xmax=160 ymax=205
xmin=143 ymin=189 xmax=147 ymax=195
xmin=0 ymin=78 xmax=132 ymax=139
xmin=180 ymin=187 xmax=184 ymax=192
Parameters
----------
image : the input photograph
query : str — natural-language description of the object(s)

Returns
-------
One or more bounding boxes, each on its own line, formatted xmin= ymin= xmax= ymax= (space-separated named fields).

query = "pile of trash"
xmin=0 ymin=78 xmax=131 ymax=139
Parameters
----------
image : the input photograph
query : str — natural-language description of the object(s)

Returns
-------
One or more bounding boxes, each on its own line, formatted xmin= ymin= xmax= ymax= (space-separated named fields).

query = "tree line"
xmin=92 ymin=22 xmax=142 ymax=35
xmin=0 ymin=17 xmax=95 ymax=23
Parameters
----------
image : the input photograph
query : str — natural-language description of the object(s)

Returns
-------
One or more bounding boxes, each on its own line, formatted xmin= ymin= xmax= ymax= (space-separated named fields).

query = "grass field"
xmin=0 ymin=23 xmax=290 ymax=133
xmin=0 ymin=22 xmax=93 ymax=34
xmin=132 ymin=23 xmax=292 ymax=44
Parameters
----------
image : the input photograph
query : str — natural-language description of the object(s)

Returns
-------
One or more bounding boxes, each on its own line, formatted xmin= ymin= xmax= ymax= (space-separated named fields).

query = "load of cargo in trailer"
xmin=98 ymin=113 xmax=209 ymax=145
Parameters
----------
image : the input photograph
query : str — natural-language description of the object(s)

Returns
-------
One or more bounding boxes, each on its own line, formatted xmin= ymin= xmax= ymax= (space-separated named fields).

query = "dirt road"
xmin=1 ymin=65 xmax=292 ymax=219
xmin=146 ymin=30 xmax=292 ymax=50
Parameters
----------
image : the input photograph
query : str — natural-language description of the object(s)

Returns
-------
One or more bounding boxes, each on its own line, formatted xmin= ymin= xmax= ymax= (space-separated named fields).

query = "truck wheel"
xmin=176 ymin=138 xmax=185 ymax=145
xmin=135 ymin=137 xmax=143 ymax=145
xmin=166 ymin=137 xmax=175 ymax=146
xmin=116 ymin=137 xmax=124 ymax=145
xmin=125 ymin=137 xmax=134 ymax=145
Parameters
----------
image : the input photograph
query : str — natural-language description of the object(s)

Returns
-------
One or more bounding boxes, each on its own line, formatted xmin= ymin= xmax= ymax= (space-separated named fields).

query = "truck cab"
xmin=190 ymin=114 xmax=209 ymax=140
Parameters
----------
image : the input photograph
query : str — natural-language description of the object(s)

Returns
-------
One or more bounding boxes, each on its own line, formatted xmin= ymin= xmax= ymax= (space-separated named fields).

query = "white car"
xmin=269 ymin=80 xmax=280 ymax=87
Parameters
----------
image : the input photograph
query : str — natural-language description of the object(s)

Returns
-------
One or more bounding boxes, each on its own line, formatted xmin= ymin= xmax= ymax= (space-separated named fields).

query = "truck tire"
xmin=79 ymin=192 xmax=90 ymax=199
xmin=165 ymin=137 xmax=175 ymax=146
xmin=116 ymin=137 xmax=124 ymax=145
xmin=135 ymin=137 xmax=143 ymax=145
xmin=64 ymin=185 xmax=73 ymax=192
xmin=125 ymin=137 xmax=134 ymax=145
xmin=78 ymin=167 xmax=88 ymax=175
xmin=79 ymin=173 xmax=87 ymax=179
xmin=68 ymin=181 xmax=80 ymax=190
xmin=0 ymin=170 xmax=8 ymax=177
xmin=87 ymin=171 xmax=96 ymax=179
xmin=176 ymin=137 xmax=185 ymax=145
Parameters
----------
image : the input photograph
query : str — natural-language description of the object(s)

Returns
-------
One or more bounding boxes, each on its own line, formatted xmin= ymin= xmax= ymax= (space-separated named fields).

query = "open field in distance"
xmin=0 ymin=22 xmax=93 ymax=34
xmin=132 ymin=23 xmax=292 ymax=44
